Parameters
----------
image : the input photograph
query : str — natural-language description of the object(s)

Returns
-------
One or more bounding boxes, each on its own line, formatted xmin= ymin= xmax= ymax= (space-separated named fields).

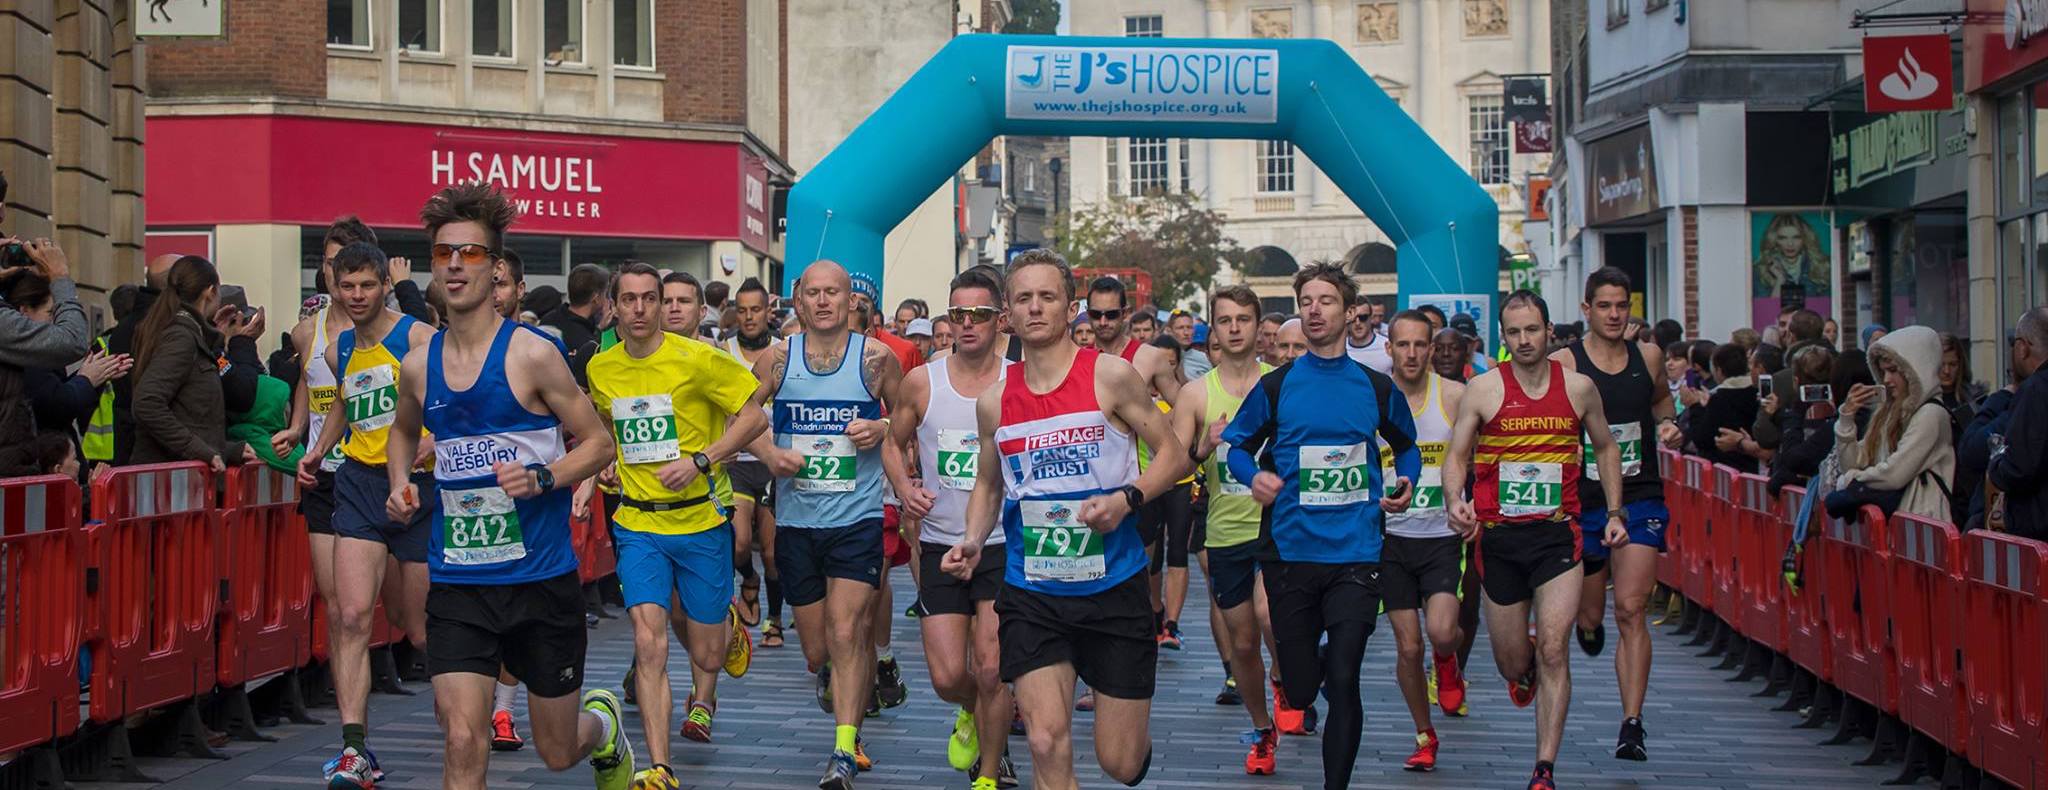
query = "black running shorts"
xmin=1379 ymin=534 xmax=1466 ymax=611
xmin=300 ymin=468 xmax=337 ymax=535
xmin=917 ymin=541 xmax=1006 ymax=617
xmin=727 ymin=459 xmax=776 ymax=510
xmin=774 ymin=519 xmax=884 ymax=607
xmin=1475 ymin=519 xmax=1582 ymax=606
xmin=426 ymin=571 xmax=588 ymax=699
xmin=1207 ymin=541 xmax=1262 ymax=611
xmin=995 ymin=571 xmax=1157 ymax=700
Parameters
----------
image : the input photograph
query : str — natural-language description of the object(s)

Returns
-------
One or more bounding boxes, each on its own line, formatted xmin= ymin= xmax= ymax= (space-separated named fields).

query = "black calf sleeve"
xmin=1122 ymin=748 xmax=1153 ymax=786
xmin=1318 ymin=619 xmax=1373 ymax=790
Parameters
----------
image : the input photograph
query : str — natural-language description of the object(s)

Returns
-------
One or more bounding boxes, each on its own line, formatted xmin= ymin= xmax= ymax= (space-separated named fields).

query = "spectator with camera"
xmin=1827 ymin=326 xmax=1955 ymax=523
xmin=0 ymin=270 xmax=131 ymax=446
xmin=128 ymin=256 xmax=250 ymax=470
xmin=106 ymin=254 xmax=267 ymax=464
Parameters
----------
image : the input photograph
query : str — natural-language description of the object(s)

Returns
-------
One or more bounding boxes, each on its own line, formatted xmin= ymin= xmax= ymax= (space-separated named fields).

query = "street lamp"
xmin=1048 ymin=156 xmax=1063 ymax=248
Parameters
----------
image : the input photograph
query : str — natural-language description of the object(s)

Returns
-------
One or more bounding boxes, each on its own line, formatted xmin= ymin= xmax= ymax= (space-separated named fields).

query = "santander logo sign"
xmin=1862 ymin=34 xmax=1953 ymax=113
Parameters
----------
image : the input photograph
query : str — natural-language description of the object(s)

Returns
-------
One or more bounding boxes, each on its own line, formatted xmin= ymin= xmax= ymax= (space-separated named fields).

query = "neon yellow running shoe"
xmin=583 ymin=689 xmax=635 ymax=790
xmin=947 ymin=708 xmax=980 ymax=772
xmin=971 ymin=777 xmax=999 ymax=790
xmin=724 ymin=606 xmax=753 ymax=678
xmin=629 ymin=764 xmax=679 ymax=790
xmin=1426 ymin=667 xmax=1439 ymax=705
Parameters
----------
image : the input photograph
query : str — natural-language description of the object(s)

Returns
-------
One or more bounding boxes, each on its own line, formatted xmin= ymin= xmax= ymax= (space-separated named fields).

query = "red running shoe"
xmin=1271 ymin=680 xmax=1307 ymax=735
xmin=1507 ymin=669 xmax=1536 ymax=708
xmin=1403 ymin=729 xmax=1439 ymax=772
xmin=1243 ymin=728 xmax=1277 ymax=775
xmin=1527 ymin=762 xmax=1557 ymax=790
xmin=1433 ymin=654 xmax=1466 ymax=716
xmin=490 ymin=710 xmax=524 ymax=751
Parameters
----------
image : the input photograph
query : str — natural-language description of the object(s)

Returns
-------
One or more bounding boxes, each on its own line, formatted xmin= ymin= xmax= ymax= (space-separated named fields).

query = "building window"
xmin=1179 ymin=138 xmax=1191 ymax=192
xmin=1107 ymin=138 xmax=1122 ymax=197
xmin=544 ymin=0 xmax=584 ymax=65
xmin=1607 ymin=0 xmax=1629 ymax=27
xmin=1258 ymin=140 xmax=1296 ymax=194
xmin=1356 ymin=2 xmax=1399 ymax=43
xmin=1125 ymin=14 xmax=1162 ymax=37
xmin=1022 ymin=159 xmax=1038 ymax=194
xmin=614 ymin=0 xmax=653 ymax=68
xmin=328 ymin=0 xmax=370 ymax=48
xmin=398 ymin=0 xmax=440 ymax=53
xmin=1468 ymin=94 xmax=1510 ymax=185
xmin=1129 ymin=138 xmax=1171 ymax=195
xmin=1463 ymin=0 xmax=1508 ymax=37
xmin=474 ymin=0 xmax=514 ymax=59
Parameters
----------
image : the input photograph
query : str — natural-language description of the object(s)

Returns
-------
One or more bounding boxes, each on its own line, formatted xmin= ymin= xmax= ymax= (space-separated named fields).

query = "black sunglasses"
xmin=948 ymin=306 xmax=999 ymax=325
xmin=1088 ymin=308 xmax=1125 ymax=321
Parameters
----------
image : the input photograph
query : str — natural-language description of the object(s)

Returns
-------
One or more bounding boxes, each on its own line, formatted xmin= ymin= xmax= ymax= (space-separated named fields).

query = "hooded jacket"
xmin=1833 ymin=326 xmax=1954 ymax=523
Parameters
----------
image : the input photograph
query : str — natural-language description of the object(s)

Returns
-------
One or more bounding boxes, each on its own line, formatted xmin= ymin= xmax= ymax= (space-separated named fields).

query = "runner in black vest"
xmin=1550 ymin=266 xmax=1681 ymax=763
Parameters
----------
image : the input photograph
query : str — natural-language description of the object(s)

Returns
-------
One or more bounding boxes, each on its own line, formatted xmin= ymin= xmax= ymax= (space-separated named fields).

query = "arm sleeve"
xmin=220 ymin=335 xmax=262 ymax=415
xmin=1367 ymin=367 xmax=1421 ymax=483
xmin=393 ymin=279 xmax=435 ymax=324
xmin=1850 ymin=405 xmax=1949 ymax=489
xmin=1834 ymin=407 xmax=1869 ymax=472
xmin=1689 ymin=391 xmax=1723 ymax=453
xmin=1222 ymin=367 xmax=1279 ymax=486
xmin=0 ymin=279 xmax=90 ymax=369
xmin=24 ymin=367 xmax=94 ymax=430
xmin=1990 ymin=382 xmax=2046 ymax=490
xmin=1960 ymin=392 xmax=2013 ymax=475
xmin=130 ymin=332 xmax=222 ymax=461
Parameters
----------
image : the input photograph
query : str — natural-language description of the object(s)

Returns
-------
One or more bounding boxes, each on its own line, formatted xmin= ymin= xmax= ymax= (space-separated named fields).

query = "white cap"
xmin=905 ymin=317 xmax=935 ymax=337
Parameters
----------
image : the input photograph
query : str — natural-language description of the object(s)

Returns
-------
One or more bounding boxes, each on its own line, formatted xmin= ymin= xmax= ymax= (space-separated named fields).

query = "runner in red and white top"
xmin=944 ymin=249 xmax=1188 ymax=790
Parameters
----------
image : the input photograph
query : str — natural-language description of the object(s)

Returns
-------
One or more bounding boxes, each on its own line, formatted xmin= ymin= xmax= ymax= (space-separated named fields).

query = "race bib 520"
xmin=1298 ymin=441 xmax=1373 ymax=506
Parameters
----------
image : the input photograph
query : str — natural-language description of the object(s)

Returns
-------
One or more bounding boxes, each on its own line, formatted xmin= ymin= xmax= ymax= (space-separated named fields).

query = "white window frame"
xmin=613 ymin=0 xmax=656 ymax=70
xmin=1466 ymin=93 xmax=1510 ymax=186
xmin=397 ymin=0 xmax=443 ymax=56
xmin=1606 ymin=0 xmax=1630 ymax=28
xmin=472 ymin=0 xmax=518 ymax=62
xmin=1106 ymin=137 xmax=1122 ymax=197
xmin=327 ymin=0 xmax=374 ymax=51
xmin=1256 ymin=140 xmax=1296 ymax=194
xmin=1128 ymin=137 xmax=1172 ymax=195
xmin=544 ymin=0 xmax=587 ymax=67
xmin=1124 ymin=14 xmax=1163 ymax=37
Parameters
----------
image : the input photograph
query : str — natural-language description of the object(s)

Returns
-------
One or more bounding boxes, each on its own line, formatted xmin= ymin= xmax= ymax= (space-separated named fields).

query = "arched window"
xmin=1346 ymin=242 xmax=1397 ymax=276
xmin=1246 ymin=246 xmax=1299 ymax=277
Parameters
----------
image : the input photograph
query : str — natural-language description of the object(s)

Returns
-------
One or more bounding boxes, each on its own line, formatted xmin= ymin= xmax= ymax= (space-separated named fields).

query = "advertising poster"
xmin=1751 ymin=211 xmax=1833 ymax=330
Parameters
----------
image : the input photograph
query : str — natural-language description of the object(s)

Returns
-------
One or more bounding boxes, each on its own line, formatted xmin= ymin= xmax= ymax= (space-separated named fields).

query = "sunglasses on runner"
xmin=947 ymin=305 xmax=999 ymax=325
xmin=430 ymin=243 xmax=497 ymax=266
xmin=1087 ymin=308 xmax=1124 ymax=321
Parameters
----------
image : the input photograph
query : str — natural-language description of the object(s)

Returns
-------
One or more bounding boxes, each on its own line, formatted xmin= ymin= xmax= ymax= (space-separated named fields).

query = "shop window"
xmin=2001 ymin=94 xmax=2024 ymax=216
xmin=1257 ymin=140 xmax=1296 ymax=194
xmin=1125 ymin=15 xmax=1162 ymax=37
xmin=1886 ymin=212 xmax=1969 ymax=340
xmin=614 ymin=0 xmax=654 ymax=68
xmin=328 ymin=0 xmax=371 ymax=49
xmin=545 ymin=0 xmax=585 ymax=66
xmin=569 ymin=238 xmax=711 ymax=279
xmin=398 ymin=0 xmax=440 ymax=53
xmin=1467 ymin=94 xmax=1509 ymax=185
xmin=474 ymin=0 xmax=514 ymax=59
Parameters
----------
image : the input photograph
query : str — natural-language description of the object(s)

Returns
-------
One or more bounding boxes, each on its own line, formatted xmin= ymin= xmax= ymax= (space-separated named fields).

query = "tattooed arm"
xmin=848 ymin=340 xmax=905 ymax=450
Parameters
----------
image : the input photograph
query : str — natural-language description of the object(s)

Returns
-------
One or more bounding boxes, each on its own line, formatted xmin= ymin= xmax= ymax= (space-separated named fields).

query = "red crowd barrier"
xmin=1820 ymin=505 xmax=1898 ymax=715
xmin=1709 ymin=465 xmax=1742 ymax=618
xmin=1780 ymin=485 xmax=1832 ymax=683
xmin=84 ymin=463 xmax=220 ymax=723
xmin=1739 ymin=474 xmax=1788 ymax=652
xmin=1682 ymin=457 xmax=1717 ymax=610
xmin=1889 ymin=513 xmax=1969 ymax=759
xmin=1962 ymin=531 xmax=2048 ymax=789
xmin=1656 ymin=449 xmax=1685 ymax=590
xmin=0 ymin=476 xmax=86 ymax=755
xmin=216 ymin=464 xmax=313 ymax=688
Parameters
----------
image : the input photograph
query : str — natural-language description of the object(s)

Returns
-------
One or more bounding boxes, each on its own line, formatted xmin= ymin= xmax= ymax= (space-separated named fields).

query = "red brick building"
xmin=144 ymin=0 xmax=790 ymax=326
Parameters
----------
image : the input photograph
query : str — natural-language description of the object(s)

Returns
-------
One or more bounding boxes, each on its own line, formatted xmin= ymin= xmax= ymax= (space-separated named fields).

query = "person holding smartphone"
xmin=1689 ymin=343 xmax=1764 ymax=473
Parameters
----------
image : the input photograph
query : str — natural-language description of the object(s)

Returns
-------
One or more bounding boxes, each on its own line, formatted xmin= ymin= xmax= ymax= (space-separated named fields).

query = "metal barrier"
xmin=84 ymin=463 xmax=219 ymax=723
xmin=1821 ymin=505 xmax=1898 ymax=715
xmin=216 ymin=464 xmax=312 ymax=687
xmin=1962 ymin=531 xmax=2048 ymax=790
xmin=0 ymin=476 xmax=85 ymax=755
xmin=1889 ymin=513 xmax=1969 ymax=760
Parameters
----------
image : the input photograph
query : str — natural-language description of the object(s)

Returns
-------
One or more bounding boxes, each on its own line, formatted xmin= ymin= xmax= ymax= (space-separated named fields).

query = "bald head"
xmin=795 ymin=259 xmax=854 ymax=334
xmin=146 ymin=254 xmax=180 ymax=289
xmin=800 ymin=259 xmax=851 ymax=291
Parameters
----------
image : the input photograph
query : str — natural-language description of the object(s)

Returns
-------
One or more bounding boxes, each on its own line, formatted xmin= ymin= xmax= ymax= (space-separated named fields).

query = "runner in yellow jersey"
xmin=587 ymin=263 xmax=768 ymax=790
xmin=294 ymin=241 xmax=438 ymax=787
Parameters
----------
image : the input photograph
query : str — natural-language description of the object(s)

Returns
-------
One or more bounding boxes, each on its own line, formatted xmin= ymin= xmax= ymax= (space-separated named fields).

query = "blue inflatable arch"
xmin=786 ymin=34 xmax=1498 ymax=309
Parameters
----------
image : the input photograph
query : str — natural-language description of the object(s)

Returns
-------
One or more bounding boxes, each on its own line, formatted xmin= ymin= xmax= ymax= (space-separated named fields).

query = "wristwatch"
xmin=692 ymin=452 xmax=713 ymax=474
xmin=1120 ymin=484 xmax=1146 ymax=513
xmin=528 ymin=463 xmax=555 ymax=495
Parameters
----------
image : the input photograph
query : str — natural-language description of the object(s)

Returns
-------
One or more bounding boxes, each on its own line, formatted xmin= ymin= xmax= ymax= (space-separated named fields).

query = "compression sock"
xmin=342 ymin=723 xmax=367 ymax=752
xmin=766 ymin=577 xmax=784 ymax=621
xmin=835 ymin=724 xmax=859 ymax=754
xmin=493 ymin=681 xmax=517 ymax=714
xmin=736 ymin=555 xmax=759 ymax=582
xmin=1122 ymin=747 xmax=1153 ymax=787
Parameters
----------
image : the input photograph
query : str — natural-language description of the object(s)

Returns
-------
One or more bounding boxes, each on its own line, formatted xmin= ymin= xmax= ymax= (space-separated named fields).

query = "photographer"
xmin=0 ymin=237 xmax=90 ymax=371
xmin=108 ymin=255 xmax=265 ymax=464
xmin=127 ymin=257 xmax=249 ymax=469
xmin=1 ymin=271 xmax=130 ymax=439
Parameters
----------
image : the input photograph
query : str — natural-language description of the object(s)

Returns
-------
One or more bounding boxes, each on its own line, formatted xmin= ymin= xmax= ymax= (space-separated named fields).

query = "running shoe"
xmin=816 ymin=663 xmax=834 ymax=715
xmin=1010 ymin=710 xmax=1026 ymax=736
xmin=1075 ymin=689 xmax=1095 ymax=712
xmin=762 ymin=618 xmax=785 ymax=648
xmin=1214 ymin=675 xmax=1241 ymax=706
xmin=1615 ymin=716 xmax=1648 ymax=761
xmin=622 ymin=664 xmax=638 ymax=706
xmin=947 ymin=708 xmax=979 ymax=772
xmin=680 ymin=700 xmax=715 ymax=743
xmin=1577 ymin=623 xmax=1606 ymax=657
xmin=325 ymin=747 xmax=387 ymax=783
xmin=994 ymin=751 xmax=1018 ymax=787
xmin=875 ymin=656 xmax=908 ymax=709
xmin=905 ymin=600 xmax=922 ymax=619
xmin=584 ymin=689 xmax=635 ymax=790
xmin=1299 ymin=703 xmax=1319 ymax=734
xmin=1433 ymin=653 xmax=1466 ymax=717
xmin=1527 ymin=762 xmax=1557 ymax=790
xmin=818 ymin=750 xmax=858 ymax=790
xmin=971 ymin=778 xmax=998 ymax=790
xmin=1242 ymin=727 xmax=1277 ymax=775
xmin=1404 ymin=729 xmax=1439 ymax=772
xmin=491 ymin=709 xmax=525 ymax=751
xmin=724 ymin=608 xmax=753 ymax=678
xmin=854 ymin=737 xmax=873 ymax=771
xmin=629 ymin=764 xmax=680 ymax=790
xmin=1271 ymin=680 xmax=1307 ymax=735
xmin=1157 ymin=621 xmax=1183 ymax=650
xmin=1508 ymin=668 xmax=1536 ymax=708
xmin=326 ymin=747 xmax=375 ymax=789
xmin=1427 ymin=664 xmax=1438 ymax=705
